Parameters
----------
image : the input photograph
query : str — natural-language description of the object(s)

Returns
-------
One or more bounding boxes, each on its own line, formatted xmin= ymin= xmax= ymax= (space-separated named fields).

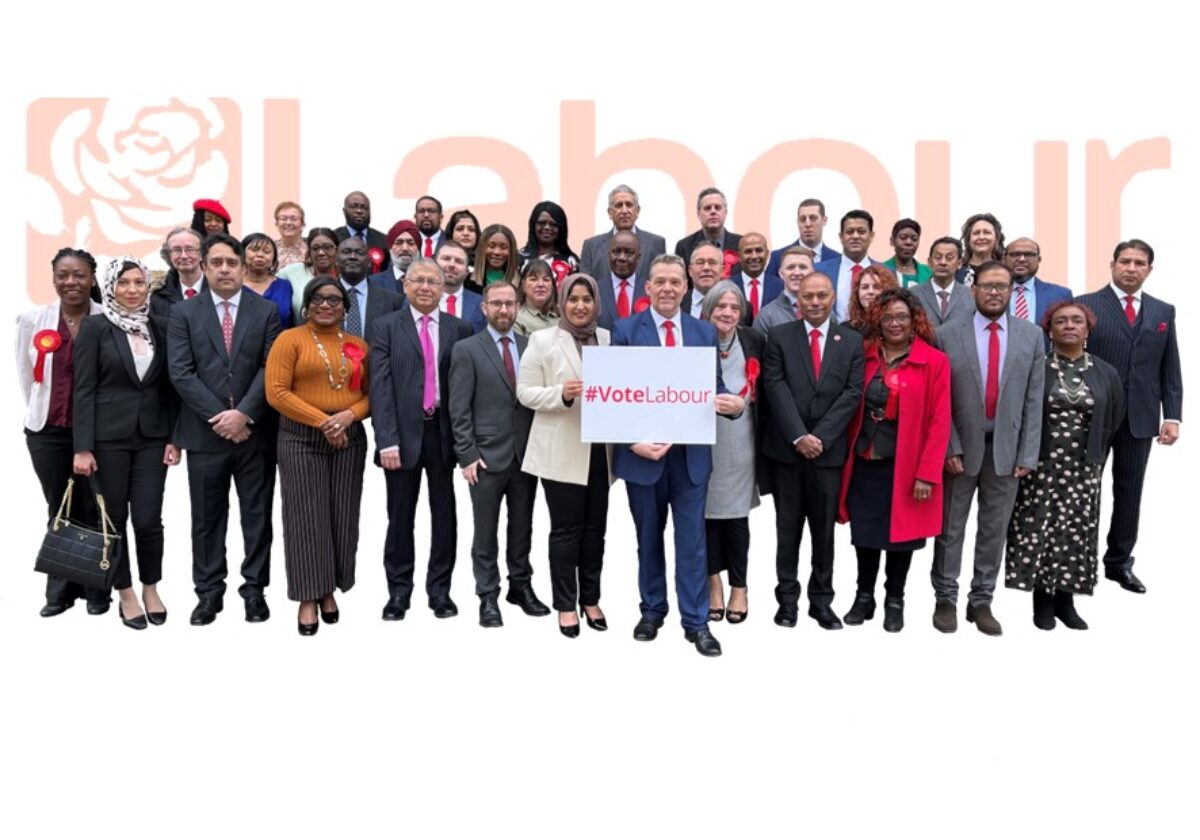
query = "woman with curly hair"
xmin=957 ymin=212 xmax=1006 ymax=285
xmin=845 ymin=264 xmax=899 ymax=337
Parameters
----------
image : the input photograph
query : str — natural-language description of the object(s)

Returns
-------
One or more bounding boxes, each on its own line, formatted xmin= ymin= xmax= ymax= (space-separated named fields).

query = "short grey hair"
xmin=607 ymin=184 xmax=639 ymax=207
xmin=405 ymin=257 xmax=444 ymax=283
xmin=696 ymin=186 xmax=727 ymax=211
xmin=701 ymin=280 xmax=746 ymax=322
xmin=648 ymin=253 xmax=686 ymax=278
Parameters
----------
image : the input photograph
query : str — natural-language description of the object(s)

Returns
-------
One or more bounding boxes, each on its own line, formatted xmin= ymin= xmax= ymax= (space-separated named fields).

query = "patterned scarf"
xmin=102 ymin=256 xmax=153 ymax=343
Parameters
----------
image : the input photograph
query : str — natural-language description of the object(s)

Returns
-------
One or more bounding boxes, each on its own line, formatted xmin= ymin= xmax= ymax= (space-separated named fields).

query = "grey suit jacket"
xmin=752 ymin=294 xmax=798 ymax=338
xmin=912 ymin=280 xmax=974 ymax=328
xmin=448 ymin=329 xmax=532 ymax=471
xmin=937 ymin=314 xmax=1045 ymax=476
xmin=580 ymin=228 xmax=666 ymax=288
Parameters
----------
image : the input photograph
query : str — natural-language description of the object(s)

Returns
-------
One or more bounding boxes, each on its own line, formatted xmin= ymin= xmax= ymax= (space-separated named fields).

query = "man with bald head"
xmin=580 ymin=184 xmax=667 ymax=285
xmin=1004 ymin=237 xmax=1072 ymax=330
xmin=685 ymin=242 xmax=724 ymax=319
xmin=729 ymin=232 xmax=777 ymax=320
xmin=335 ymin=190 xmax=391 ymax=272
xmin=596 ymin=229 xmax=645 ymax=330
xmin=762 ymin=271 xmax=864 ymax=630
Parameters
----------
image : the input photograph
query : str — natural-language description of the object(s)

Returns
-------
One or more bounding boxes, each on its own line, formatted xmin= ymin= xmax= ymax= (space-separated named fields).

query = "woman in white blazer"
xmin=16 ymin=247 xmax=107 ymax=617
xmin=517 ymin=273 xmax=612 ymax=639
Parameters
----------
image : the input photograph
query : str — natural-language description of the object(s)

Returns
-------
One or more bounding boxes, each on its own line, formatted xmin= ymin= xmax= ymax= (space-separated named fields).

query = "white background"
xmin=1 ymin=2 xmax=1196 ymax=837
xmin=582 ymin=347 xmax=717 ymax=443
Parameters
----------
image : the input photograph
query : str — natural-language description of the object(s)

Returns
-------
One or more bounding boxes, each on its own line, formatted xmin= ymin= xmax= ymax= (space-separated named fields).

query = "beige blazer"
xmin=517 ymin=326 xmax=613 ymax=485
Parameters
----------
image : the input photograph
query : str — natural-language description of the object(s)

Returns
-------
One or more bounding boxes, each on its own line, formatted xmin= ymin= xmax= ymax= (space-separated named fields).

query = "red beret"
xmin=386 ymin=219 xmax=421 ymax=249
xmin=193 ymin=198 xmax=231 ymax=223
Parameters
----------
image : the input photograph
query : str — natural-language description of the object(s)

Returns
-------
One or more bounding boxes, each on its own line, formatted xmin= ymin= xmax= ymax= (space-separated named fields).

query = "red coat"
xmin=837 ymin=337 xmax=951 ymax=543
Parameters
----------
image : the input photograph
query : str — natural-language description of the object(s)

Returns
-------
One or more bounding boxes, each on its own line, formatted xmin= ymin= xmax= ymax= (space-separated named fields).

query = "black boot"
xmin=1032 ymin=589 xmax=1056 ymax=630
xmin=882 ymin=597 xmax=904 ymax=633
xmin=1053 ymin=591 xmax=1088 ymax=630
xmin=843 ymin=591 xmax=876 ymax=625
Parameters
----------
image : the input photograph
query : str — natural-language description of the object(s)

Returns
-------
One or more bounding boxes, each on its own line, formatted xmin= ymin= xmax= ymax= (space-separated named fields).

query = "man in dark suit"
xmin=334 ymin=190 xmax=391 ymax=273
xmin=813 ymin=210 xmax=882 ymax=323
xmin=1005 ymin=237 xmax=1072 ymax=343
xmin=912 ymin=237 xmax=974 ymax=328
xmin=579 ymin=184 xmax=667 ymax=285
xmin=414 ymin=195 xmax=444 ymax=258
xmin=150 ymin=227 xmax=206 ymax=317
xmin=674 ymin=187 xmax=741 ymax=267
xmin=328 ymin=237 xmax=404 ymax=344
xmin=765 ymin=198 xmax=841 ymax=286
xmin=449 ymin=281 xmax=549 ymax=627
xmin=612 ymin=254 xmax=745 ymax=657
xmin=684 ymin=243 xmax=724 ymax=319
xmin=762 ymin=272 xmax=865 ymax=630
xmin=728 ymin=232 xmax=776 ymax=320
xmin=1077 ymin=239 xmax=1182 ymax=593
xmin=166 ymin=232 xmax=282 ymax=626
xmin=436 ymin=240 xmax=486 ymax=332
xmin=368 ymin=220 xmax=421 ymax=293
xmin=753 ymin=246 xmax=815 ymax=337
xmin=595 ymin=230 xmax=644 ymax=331
xmin=371 ymin=258 xmax=475 ymax=621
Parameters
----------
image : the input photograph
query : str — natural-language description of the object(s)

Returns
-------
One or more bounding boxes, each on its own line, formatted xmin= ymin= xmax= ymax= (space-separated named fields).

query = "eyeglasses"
xmin=486 ymin=300 xmax=518 ymax=309
xmin=976 ymin=283 xmax=1012 ymax=294
xmin=276 ymin=215 xmax=302 ymax=224
xmin=169 ymin=247 xmax=200 ymax=256
xmin=416 ymin=207 xmax=440 ymax=216
xmin=881 ymin=314 xmax=912 ymax=325
xmin=309 ymin=295 xmax=345 ymax=309
xmin=1006 ymin=251 xmax=1039 ymax=260
xmin=406 ymin=277 xmax=442 ymax=287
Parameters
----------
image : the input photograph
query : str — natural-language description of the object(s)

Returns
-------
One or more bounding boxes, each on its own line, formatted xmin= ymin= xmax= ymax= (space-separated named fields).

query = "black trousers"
xmin=542 ymin=443 xmax=609 ymax=611
xmin=94 ymin=433 xmax=169 ymax=590
xmin=771 ymin=458 xmax=840 ymax=607
xmin=706 ymin=517 xmax=749 ymax=587
xmin=1102 ymin=418 xmax=1155 ymax=572
xmin=383 ymin=415 xmax=456 ymax=604
xmin=186 ymin=446 xmax=275 ymax=600
xmin=468 ymin=460 xmax=537 ymax=597
xmin=855 ymin=548 xmax=913 ymax=601
xmin=26 ymin=426 xmax=107 ymax=606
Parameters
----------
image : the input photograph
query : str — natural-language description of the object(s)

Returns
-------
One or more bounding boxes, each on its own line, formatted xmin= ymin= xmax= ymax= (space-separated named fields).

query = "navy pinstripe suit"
xmin=1075 ymin=286 xmax=1182 ymax=571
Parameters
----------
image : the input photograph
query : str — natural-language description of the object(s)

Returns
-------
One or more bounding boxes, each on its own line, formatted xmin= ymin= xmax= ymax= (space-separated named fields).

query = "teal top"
xmin=883 ymin=257 xmax=933 ymax=288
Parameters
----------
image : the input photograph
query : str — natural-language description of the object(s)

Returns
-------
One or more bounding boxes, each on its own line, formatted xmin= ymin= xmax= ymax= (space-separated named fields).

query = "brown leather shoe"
xmin=965 ymin=603 xmax=1003 ymax=636
xmin=932 ymin=600 xmax=957 ymax=633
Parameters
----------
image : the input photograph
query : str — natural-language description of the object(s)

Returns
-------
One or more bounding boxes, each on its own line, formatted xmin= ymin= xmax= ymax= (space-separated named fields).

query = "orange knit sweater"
xmin=265 ymin=324 xmax=370 ymax=427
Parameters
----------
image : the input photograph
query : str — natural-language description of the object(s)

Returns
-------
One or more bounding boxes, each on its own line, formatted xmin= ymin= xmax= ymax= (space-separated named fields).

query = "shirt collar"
xmin=1014 ymin=276 xmax=1037 ymax=289
xmin=412 ymin=306 xmax=439 ymax=324
xmin=974 ymin=310 xmax=1005 ymax=331
xmin=213 ymin=289 xmax=243 ymax=308
xmin=486 ymin=324 xmax=514 ymax=343
xmin=1111 ymin=283 xmax=1142 ymax=302
xmin=650 ymin=308 xmax=679 ymax=331
xmin=805 ymin=317 xmax=830 ymax=335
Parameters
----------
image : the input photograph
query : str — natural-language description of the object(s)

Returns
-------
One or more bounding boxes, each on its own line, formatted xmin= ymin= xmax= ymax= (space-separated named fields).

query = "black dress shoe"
xmin=505 ymin=587 xmax=551 ymax=617
xmin=773 ymin=604 xmax=799 ymax=628
xmin=882 ymin=598 xmax=904 ymax=633
xmin=479 ymin=594 xmax=503 ymax=628
xmin=843 ymin=592 xmax=876 ymax=626
xmin=1105 ymin=568 xmax=1146 ymax=594
xmin=118 ymin=603 xmax=147 ymax=631
xmin=86 ymin=600 xmax=111 ymax=616
xmin=581 ymin=605 xmax=608 ymax=632
xmin=146 ymin=608 xmax=168 ymax=626
xmin=244 ymin=595 xmax=270 ymax=623
xmin=39 ymin=601 xmax=74 ymax=618
xmin=381 ymin=595 xmax=408 ymax=621
xmin=684 ymin=627 xmax=723 ymax=657
xmin=808 ymin=604 xmax=843 ymax=630
xmin=298 ymin=620 xmax=319 ymax=636
xmin=633 ymin=616 xmax=664 ymax=641
xmin=430 ymin=595 xmax=458 ymax=619
xmin=189 ymin=598 xmax=223 ymax=626
xmin=559 ymin=617 xmax=580 ymax=638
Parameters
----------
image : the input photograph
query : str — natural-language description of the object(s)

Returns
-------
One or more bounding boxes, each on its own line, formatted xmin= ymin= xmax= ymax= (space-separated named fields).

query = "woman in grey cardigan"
xmin=703 ymin=280 xmax=764 ymax=624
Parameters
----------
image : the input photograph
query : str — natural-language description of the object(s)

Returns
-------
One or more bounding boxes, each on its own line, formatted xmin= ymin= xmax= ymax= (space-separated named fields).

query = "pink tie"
xmin=1015 ymin=285 xmax=1029 ymax=319
xmin=185 ymin=287 xmax=197 ymax=299
xmin=420 ymin=314 xmax=436 ymax=413
xmin=221 ymin=301 xmax=234 ymax=355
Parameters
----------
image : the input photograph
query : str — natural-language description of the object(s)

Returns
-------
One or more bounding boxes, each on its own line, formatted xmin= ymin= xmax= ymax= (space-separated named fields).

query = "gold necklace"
xmin=309 ymin=327 xmax=348 ymax=389
xmin=1050 ymin=352 xmax=1090 ymax=405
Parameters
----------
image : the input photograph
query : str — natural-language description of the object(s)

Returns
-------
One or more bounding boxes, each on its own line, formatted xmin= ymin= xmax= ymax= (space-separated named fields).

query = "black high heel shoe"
xmin=320 ymin=597 xmax=339 ymax=625
xmin=559 ymin=614 xmax=580 ymax=638
xmin=299 ymin=602 xmax=320 ymax=636
xmin=581 ymin=605 xmax=608 ymax=632
xmin=118 ymin=603 xmax=147 ymax=631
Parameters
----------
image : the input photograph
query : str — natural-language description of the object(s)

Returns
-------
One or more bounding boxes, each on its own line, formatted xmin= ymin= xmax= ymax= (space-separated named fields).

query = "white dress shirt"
xmin=412 ymin=306 xmax=441 ymax=401
xmin=834 ymin=256 xmax=871 ymax=322
xmin=211 ymin=289 xmax=243 ymax=326
xmin=650 ymin=308 xmax=683 ymax=346
xmin=1110 ymin=283 xmax=1142 ymax=317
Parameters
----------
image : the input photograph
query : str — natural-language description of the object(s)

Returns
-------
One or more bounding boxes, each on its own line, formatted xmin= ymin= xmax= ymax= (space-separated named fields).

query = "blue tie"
xmin=344 ymin=286 xmax=363 ymax=336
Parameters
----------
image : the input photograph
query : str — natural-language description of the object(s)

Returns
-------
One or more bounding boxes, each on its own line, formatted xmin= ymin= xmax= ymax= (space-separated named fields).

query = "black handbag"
xmin=34 ymin=477 xmax=120 ymax=591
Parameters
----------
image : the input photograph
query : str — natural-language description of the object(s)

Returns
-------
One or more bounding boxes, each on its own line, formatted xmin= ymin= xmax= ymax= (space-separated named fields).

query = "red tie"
xmin=500 ymin=336 xmax=516 ymax=388
xmin=447 ymin=293 xmax=457 ymax=317
xmin=617 ymin=280 xmax=630 ymax=319
xmin=851 ymin=264 xmax=864 ymax=283
xmin=185 ymin=287 xmax=197 ymax=299
xmin=810 ymin=328 xmax=822 ymax=379
xmin=663 ymin=320 xmax=676 ymax=347
xmin=985 ymin=322 xmax=1000 ymax=420
xmin=1124 ymin=295 xmax=1137 ymax=325
xmin=424 ymin=237 xmax=433 ymax=258
xmin=749 ymin=278 xmax=760 ymax=316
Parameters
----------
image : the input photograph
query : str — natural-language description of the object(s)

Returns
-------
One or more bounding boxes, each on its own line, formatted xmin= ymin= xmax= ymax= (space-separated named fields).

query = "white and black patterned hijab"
xmin=101 ymin=256 xmax=153 ymax=343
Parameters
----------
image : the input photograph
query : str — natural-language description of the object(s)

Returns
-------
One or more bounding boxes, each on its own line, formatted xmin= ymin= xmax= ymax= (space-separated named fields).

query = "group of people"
xmin=16 ymin=185 xmax=1181 ymax=656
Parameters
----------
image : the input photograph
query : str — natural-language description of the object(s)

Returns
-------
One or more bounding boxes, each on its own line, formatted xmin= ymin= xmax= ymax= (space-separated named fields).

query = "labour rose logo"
xmin=26 ymin=98 xmax=242 ymax=303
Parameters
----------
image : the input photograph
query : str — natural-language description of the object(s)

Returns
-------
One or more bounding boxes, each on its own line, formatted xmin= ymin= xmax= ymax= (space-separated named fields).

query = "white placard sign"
xmin=580 ymin=346 xmax=717 ymax=444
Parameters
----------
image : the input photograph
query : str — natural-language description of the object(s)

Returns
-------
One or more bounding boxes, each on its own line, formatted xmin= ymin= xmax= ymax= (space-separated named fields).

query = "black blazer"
xmin=295 ymin=277 xmax=404 ymax=345
xmin=761 ymin=320 xmax=865 ymax=468
xmin=166 ymin=288 xmax=282 ymax=452
xmin=334 ymin=226 xmax=392 ymax=272
xmin=674 ymin=229 xmax=742 ymax=268
xmin=1075 ymin=289 xmax=1182 ymax=438
xmin=73 ymin=315 xmax=179 ymax=452
xmin=1038 ymin=353 xmax=1125 ymax=465
xmin=369 ymin=305 xmax=475 ymax=468
xmin=149 ymin=269 xmax=207 ymax=318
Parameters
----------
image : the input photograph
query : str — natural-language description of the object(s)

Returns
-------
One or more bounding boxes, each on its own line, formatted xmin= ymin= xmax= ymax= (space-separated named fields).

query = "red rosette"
xmin=722 ymin=249 xmax=739 ymax=279
xmin=32 ymin=329 xmax=62 ymax=384
xmin=550 ymin=259 xmax=572 ymax=283
xmin=740 ymin=356 xmax=761 ymax=401
xmin=633 ymin=296 xmax=652 ymax=314
xmin=342 ymin=342 xmax=366 ymax=391
xmin=368 ymin=247 xmax=385 ymax=273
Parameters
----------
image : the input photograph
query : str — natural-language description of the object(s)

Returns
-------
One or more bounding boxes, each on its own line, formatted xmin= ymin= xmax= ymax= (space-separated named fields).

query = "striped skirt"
xmin=276 ymin=416 xmax=367 ymax=602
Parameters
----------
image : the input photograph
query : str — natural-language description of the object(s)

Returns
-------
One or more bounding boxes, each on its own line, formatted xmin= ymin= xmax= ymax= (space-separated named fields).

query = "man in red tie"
xmin=812 ymin=210 xmax=878 ymax=323
xmin=932 ymin=262 xmax=1045 ymax=635
xmin=685 ymin=243 xmax=723 ymax=319
xmin=1076 ymin=240 xmax=1182 ymax=594
xmin=596 ymin=230 xmax=642 ymax=330
xmin=334 ymin=191 xmax=391 ymax=272
xmin=414 ymin=195 xmax=444 ymax=258
xmin=731 ymin=232 xmax=771 ymax=321
xmin=150 ymin=227 xmax=206 ymax=317
xmin=436 ymin=240 xmax=486 ymax=332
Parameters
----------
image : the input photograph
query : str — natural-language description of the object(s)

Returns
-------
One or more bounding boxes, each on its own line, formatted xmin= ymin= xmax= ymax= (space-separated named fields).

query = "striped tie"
xmin=1015 ymin=284 xmax=1029 ymax=319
